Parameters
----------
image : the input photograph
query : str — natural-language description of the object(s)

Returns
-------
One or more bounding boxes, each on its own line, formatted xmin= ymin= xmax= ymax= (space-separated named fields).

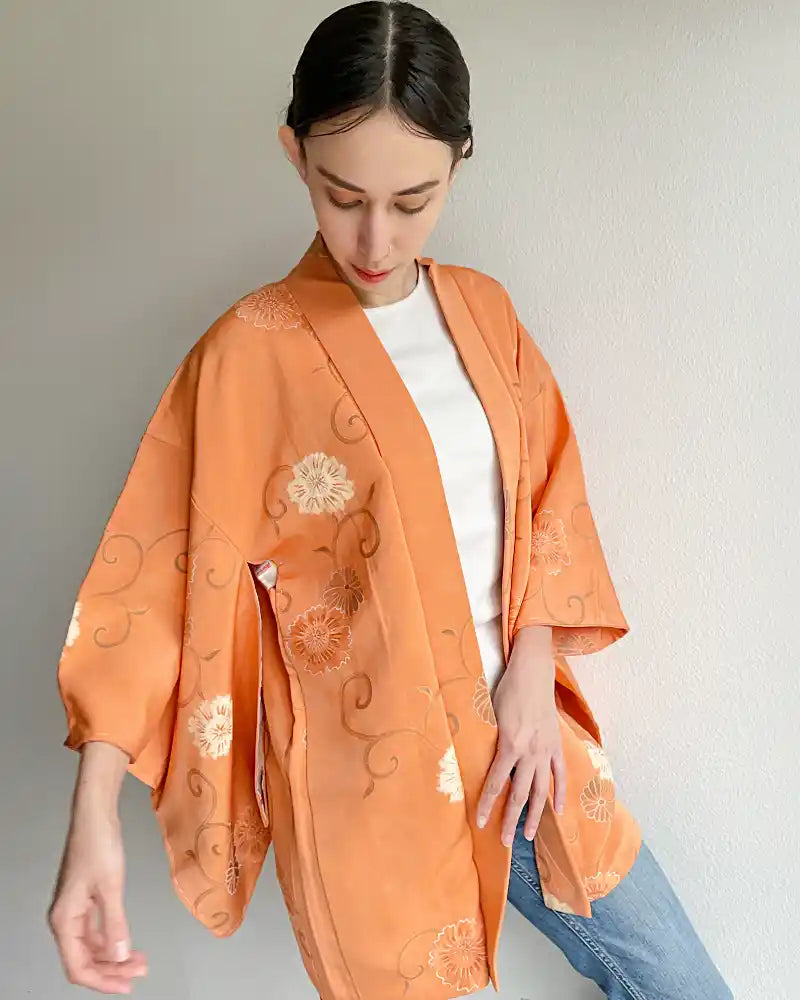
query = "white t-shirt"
xmin=363 ymin=263 xmax=506 ymax=693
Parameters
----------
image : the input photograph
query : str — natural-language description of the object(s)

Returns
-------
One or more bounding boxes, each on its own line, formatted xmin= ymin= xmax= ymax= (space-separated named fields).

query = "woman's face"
xmin=279 ymin=108 xmax=464 ymax=306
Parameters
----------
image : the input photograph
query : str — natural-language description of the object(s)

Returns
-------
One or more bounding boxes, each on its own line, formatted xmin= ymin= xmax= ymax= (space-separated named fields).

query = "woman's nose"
xmin=358 ymin=209 xmax=391 ymax=267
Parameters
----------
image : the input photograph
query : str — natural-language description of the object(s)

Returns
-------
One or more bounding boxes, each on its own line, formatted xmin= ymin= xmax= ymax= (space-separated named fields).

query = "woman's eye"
xmin=327 ymin=194 xmax=429 ymax=215
xmin=397 ymin=202 xmax=429 ymax=215
xmin=329 ymin=196 xmax=362 ymax=210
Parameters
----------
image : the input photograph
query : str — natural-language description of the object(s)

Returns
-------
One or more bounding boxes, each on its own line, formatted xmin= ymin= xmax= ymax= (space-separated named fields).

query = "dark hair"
xmin=286 ymin=1 xmax=474 ymax=169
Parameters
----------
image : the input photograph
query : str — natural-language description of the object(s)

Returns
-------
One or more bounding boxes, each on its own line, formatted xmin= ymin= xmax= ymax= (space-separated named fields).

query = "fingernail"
xmin=113 ymin=941 xmax=130 ymax=962
xmin=502 ymin=834 xmax=513 ymax=847
xmin=557 ymin=803 xmax=564 ymax=814
xmin=476 ymin=814 xmax=486 ymax=829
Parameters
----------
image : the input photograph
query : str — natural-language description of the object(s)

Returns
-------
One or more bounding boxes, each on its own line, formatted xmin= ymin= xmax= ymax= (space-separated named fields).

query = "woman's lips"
xmin=353 ymin=264 xmax=392 ymax=284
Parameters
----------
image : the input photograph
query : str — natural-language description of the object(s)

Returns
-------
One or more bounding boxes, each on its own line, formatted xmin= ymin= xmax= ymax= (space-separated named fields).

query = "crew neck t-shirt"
xmin=362 ymin=263 xmax=506 ymax=693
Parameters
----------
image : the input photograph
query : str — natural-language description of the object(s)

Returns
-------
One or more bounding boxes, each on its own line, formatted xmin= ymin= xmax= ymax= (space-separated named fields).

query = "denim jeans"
xmin=508 ymin=805 xmax=733 ymax=999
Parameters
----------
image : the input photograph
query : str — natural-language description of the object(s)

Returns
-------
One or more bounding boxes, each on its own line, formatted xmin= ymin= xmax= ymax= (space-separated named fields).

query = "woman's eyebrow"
xmin=316 ymin=165 xmax=440 ymax=196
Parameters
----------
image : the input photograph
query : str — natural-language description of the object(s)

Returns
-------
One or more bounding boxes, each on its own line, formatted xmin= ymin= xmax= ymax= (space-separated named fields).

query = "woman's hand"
xmin=476 ymin=625 xmax=566 ymax=846
xmin=48 ymin=743 xmax=147 ymax=995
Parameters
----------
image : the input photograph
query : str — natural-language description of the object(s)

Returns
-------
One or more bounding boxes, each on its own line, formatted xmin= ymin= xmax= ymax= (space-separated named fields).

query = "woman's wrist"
xmin=511 ymin=624 xmax=554 ymax=663
xmin=506 ymin=625 xmax=555 ymax=688
xmin=72 ymin=742 xmax=129 ymax=819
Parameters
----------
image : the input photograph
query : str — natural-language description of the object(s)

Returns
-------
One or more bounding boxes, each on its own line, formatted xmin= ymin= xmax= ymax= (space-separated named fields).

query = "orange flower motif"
xmin=584 ymin=871 xmax=621 ymax=901
xmin=428 ymin=917 xmax=488 ymax=994
xmin=234 ymin=282 xmax=309 ymax=330
xmin=580 ymin=776 xmax=615 ymax=823
xmin=531 ymin=509 xmax=572 ymax=576
xmin=233 ymin=805 xmax=270 ymax=864
xmin=472 ymin=676 xmax=496 ymax=726
xmin=556 ymin=629 xmax=597 ymax=655
xmin=288 ymin=604 xmax=352 ymax=674
xmin=322 ymin=567 xmax=364 ymax=617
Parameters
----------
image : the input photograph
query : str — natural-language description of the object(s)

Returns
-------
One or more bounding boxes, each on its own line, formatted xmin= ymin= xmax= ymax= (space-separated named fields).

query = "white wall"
xmin=2 ymin=2 xmax=797 ymax=998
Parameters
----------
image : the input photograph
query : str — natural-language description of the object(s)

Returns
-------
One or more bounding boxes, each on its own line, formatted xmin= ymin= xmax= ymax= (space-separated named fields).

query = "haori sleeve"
xmin=56 ymin=355 xmax=200 ymax=788
xmin=511 ymin=318 xmax=630 ymax=657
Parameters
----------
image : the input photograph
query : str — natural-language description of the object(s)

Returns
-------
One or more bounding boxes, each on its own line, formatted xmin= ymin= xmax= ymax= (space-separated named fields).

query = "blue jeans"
xmin=508 ymin=805 xmax=732 ymax=999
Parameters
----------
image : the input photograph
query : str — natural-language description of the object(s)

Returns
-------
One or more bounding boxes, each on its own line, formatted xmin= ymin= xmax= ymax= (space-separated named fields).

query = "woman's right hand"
xmin=48 ymin=743 xmax=147 ymax=994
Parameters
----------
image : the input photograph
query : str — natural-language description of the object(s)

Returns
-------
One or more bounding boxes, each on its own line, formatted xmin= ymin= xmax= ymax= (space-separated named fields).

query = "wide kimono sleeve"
xmin=56 ymin=330 xmax=277 ymax=929
xmin=511 ymin=318 xmax=630 ymax=658
xmin=56 ymin=339 xmax=265 ymax=798
xmin=59 ymin=451 xmax=180 ymax=772
xmin=56 ymin=354 xmax=200 ymax=786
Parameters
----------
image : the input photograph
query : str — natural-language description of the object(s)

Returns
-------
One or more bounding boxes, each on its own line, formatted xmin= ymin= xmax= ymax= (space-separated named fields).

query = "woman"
xmin=48 ymin=3 xmax=732 ymax=999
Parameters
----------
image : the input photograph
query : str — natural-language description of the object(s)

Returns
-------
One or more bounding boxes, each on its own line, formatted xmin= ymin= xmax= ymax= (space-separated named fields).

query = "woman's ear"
xmin=277 ymin=125 xmax=307 ymax=183
xmin=448 ymin=152 xmax=466 ymax=185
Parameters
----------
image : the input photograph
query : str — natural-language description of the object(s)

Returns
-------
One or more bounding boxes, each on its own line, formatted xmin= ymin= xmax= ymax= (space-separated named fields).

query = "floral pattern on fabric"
xmin=233 ymin=805 xmax=270 ymax=863
xmin=530 ymin=508 xmax=572 ymax=576
xmin=436 ymin=745 xmax=465 ymax=803
xmin=584 ymin=739 xmax=613 ymax=781
xmin=322 ymin=566 xmax=364 ymax=617
xmin=584 ymin=871 xmax=621 ymax=901
xmin=428 ymin=918 xmax=488 ymax=994
xmin=472 ymin=676 xmax=496 ymax=726
xmin=288 ymin=604 xmax=352 ymax=674
xmin=234 ymin=281 xmax=310 ymax=331
xmin=556 ymin=630 xmax=597 ymax=655
xmin=188 ymin=694 xmax=233 ymax=759
xmin=287 ymin=452 xmax=355 ymax=515
xmin=580 ymin=776 xmax=615 ymax=823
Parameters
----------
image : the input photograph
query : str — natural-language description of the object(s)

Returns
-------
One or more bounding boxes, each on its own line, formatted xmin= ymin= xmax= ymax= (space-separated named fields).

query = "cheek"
xmin=407 ymin=200 xmax=446 ymax=247
xmin=308 ymin=193 xmax=354 ymax=248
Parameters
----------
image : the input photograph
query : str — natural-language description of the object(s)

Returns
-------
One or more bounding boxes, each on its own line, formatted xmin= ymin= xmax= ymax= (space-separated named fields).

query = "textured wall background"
xmin=2 ymin=2 xmax=797 ymax=998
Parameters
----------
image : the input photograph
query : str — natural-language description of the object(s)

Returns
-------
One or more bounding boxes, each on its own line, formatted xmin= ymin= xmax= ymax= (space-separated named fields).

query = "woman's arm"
xmin=48 ymin=742 xmax=148 ymax=995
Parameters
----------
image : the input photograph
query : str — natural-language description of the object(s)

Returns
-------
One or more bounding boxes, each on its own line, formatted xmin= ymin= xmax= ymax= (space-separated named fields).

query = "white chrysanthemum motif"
xmin=64 ymin=601 xmax=82 ymax=648
xmin=543 ymin=890 xmax=578 ymax=914
xmin=188 ymin=694 xmax=233 ymax=759
xmin=584 ymin=740 xmax=613 ymax=781
xmin=287 ymin=452 xmax=355 ymax=515
xmin=234 ymin=282 xmax=308 ymax=330
xmin=436 ymin=745 xmax=464 ymax=803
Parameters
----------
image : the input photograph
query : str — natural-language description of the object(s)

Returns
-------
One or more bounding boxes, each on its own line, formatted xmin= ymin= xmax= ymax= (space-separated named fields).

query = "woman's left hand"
xmin=476 ymin=625 xmax=566 ymax=846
